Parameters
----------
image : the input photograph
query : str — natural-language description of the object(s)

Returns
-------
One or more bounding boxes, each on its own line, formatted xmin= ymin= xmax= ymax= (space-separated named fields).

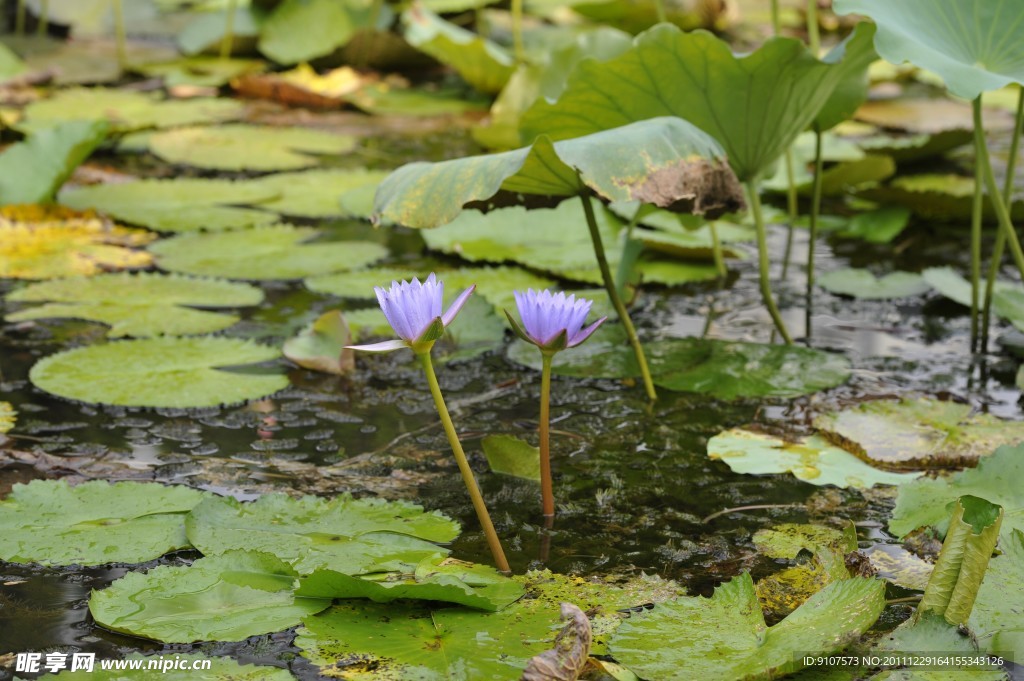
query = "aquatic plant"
xmin=348 ymin=273 xmax=510 ymax=572
xmin=506 ymin=289 xmax=606 ymax=517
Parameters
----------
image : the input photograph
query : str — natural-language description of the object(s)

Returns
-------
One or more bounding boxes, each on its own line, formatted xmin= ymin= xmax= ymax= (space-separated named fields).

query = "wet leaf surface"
xmin=0 ymin=120 xmax=108 ymax=205
xmin=481 ymin=434 xmax=541 ymax=481
xmin=818 ymin=269 xmax=930 ymax=300
xmin=970 ymin=529 xmax=1024 ymax=662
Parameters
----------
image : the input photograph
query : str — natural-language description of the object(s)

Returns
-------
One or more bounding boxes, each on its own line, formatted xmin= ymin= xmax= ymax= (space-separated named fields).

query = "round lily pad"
xmin=818 ymin=268 xmax=930 ymax=299
xmin=250 ymin=168 xmax=391 ymax=218
xmin=38 ymin=653 xmax=295 ymax=680
xmin=147 ymin=124 xmax=357 ymax=171
xmin=29 ymin=337 xmax=289 ymax=408
xmin=150 ymin=224 xmax=388 ymax=280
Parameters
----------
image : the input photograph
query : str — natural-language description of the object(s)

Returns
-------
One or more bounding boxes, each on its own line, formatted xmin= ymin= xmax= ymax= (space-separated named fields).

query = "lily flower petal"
xmin=442 ymin=284 xmax=476 ymax=326
xmin=510 ymin=288 xmax=604 ymax=353
xmin=567 ymin=316 xmax=607 ymax=347
xmin=345 ymin=339 xmax=410 ymax=353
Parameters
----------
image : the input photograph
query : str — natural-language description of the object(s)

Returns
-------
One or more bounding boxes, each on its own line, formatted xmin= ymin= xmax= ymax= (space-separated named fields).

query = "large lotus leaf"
xmin=401 ymin=4 xmax=515 ymax=95
xmin=0 ymin=120 xmax=107 ymax=205
xmin=818 ymin=269 xmax=929 ymax=300
xmin=611 ymin=573 xmax=884 ymax=680
xmin=891 ymin=444 xmax=1024 ymax=542
xmin=305 ymin=265 xmax=556 ymax=314
xmin=815 ymin=398 xmax=1024 ymax=470
xmin=249 ymin=168 xmax=391 ymax=218
xmin=508 ymin=337 xmax=851 ymax=399
xmin=0 ymin=402 xmax=14 ymax=434
xmin=29 ymin=337 xmax=288 ymax=408
xmin=5 ymin=272 xmax=263 ymax=338
xmin=0 ymin=205 xmax=155 ymax=279
xmin=146 ymin=125 xmax=357 ymax=171
xmin=0 ymin=479 xmax=209 ymax=566
xmin=859 ymin=174 xmax=1024 ymax=223
xmin=150 ymin=225 xmax=388 ymax=280
xmin=296 ymin=569 xmax=685 ymax=678
xmin=814 ymin=33 xmax=875 ymax=132
xmin=520 ymin=23 xmax=877 ymax=182
xmin=707 ymin=428 xmax=923 ymax=489
xmin=61 ymin=178 xmax=280 ymax=233
xmin=89 ymin=550 xmax=331 ymax=643
xmin=296 ymin=557 xmax=524 ymax=611
xmin=18 ymin=88 xmax=243 ymax=134
xmin=258 ymin=0 xmax=386 ymax=64
xmin=185 ymin=493 xmax=460 ymax=576
xmin=37 ymin=653 xmax=295 ymax=680
xmin=834 ymin=0 xmax=1024 ymax=100
xmin=970 ymin=529 xmax=1024 ymax=661
xmin=374 ymin=116 xmax=744 ymax=229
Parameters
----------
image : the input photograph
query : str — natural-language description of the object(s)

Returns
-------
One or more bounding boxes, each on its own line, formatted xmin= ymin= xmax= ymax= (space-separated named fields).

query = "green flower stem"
xmin=806 ymin=0 xmax=820 ymax=54
xmin=37 ymin=0 xmax=48 ymax=36
xmin=417 ymin=350 xmax=511 ymax=573
xmin=709 ymin=220 xmax=726 ymax=277
xmin=580 ymin=193 xmax=658 ymax=401
xmin=806 ymin=126 xmax=824 ymax=339
xmin=15 ymin=0 xmax=25 ymax=35
xmin=974 ymin=97 xmax=1024 ymax=289
xmin=746 ymin=180 xmax=793 ymax=344
xmin=770 ymin=0 xmax=780 ymax=35
xmin=220 ymin=0 xmax=238 ymax=61
xmin=970 ymin=109 xmax=984 ymax=351
xmin=113 ymin=0 xmax=127 ymax=70
xmin=511 ymin=0 xmax=525 ymax=64
xmin=539 ymin=352 xmax=554 ymax=517
xmin=982 ymin=87 xmax=1024 ymax=345
xmin=653 ymin=0 xmax=667 ymax=24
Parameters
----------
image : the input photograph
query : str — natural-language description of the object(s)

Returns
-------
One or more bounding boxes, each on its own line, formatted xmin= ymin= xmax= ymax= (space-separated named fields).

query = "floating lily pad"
xmin=707 ymin=428 xmax=923 ymax=489
xmin=401 ymin=4 xmax=515 ymax=95
xmin=859 ymin=174 xmax=1024 ymax=223
xmin=18 ymin=88 xmax=243 ymax=134
xmin=134 ymin=57 xmax=266 ymax=88
xmin=509 ymin=337 xmax=852 ymax=399
xmin=763 ymin=155 xmax=896 ymax=197
xmin=150 ymin=225 xmax=388 ymax=280
xmin=864 ymin=544 xmax=933 ymax=591
xmin=756 ymin=550 xmax=851 ymax=620
xmin=834 ymin=207 xmax=912 ymax=244
xmin=818 ymin=269 xmax=929 ymax=300
xmin=249 ymin=168 xmax=390 ymax=218
xmin=185 ymin=493 xmax=460 ymax=575
xmin=815 ymin=398 xmax=1024 ymax=470
xmin=5 ymin=272 xmax=263 ymax=337
xmin=296 ymin=569 xmax=685 ymax=677
xmin=0 ymin=205 xmax=155 ymax=279
xmin=344 ymin=80 xmax=490 ymax=116
xmin=146 ymin=125 xmax=357 ymax=171
xmin=0 ymin=120 xmax=108 ymax=205
xmin=39 ymin=653 xmax=295 ymax=680
xmin=89 ymin=550 xmax=331 ymax=643
xmin=296 ymin=557 xmax=524 ymax=612
xmin=283 ymin=310 xmax=354 ymax=375
xmin=610 ymin=573 xmax=885 ymax=681
xmin=890 ymin=444 xmax=1024 ymax=542
xmin=60 ymin=178 xmax=280 ymax=233
xmin=753 ymin=523 xmax=858 ymax=560
xmin=29 ymin=337 xmax=288 ymax=408
xmin=970 ymin=529 xmax=1024 ymax=661
xmin=922 ymin=267 xmax=1024 ymax=332
xmin=0 ymin=402 xmax=15 ymax=434
xmin=258 ymin=0 xmax=387 ymax=64
xmin=481 ymin=434 xmax=541 ymax=481
xmin=0 ymin=479 xmax=209 ymax=566
xmin=855 ymin=129 xmax=974 ymax=163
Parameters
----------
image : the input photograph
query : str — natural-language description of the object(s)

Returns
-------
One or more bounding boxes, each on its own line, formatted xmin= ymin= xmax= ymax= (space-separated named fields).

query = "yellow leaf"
xmin=0 ymin=402 xmax=15 ymax=434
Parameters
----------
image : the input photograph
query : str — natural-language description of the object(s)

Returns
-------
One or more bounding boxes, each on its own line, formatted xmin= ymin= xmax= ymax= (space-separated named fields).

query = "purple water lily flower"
xmin=506 ymin=289 xmax=606 ymax=353
xmin=348 ymin=273 xmax=475 ymax=353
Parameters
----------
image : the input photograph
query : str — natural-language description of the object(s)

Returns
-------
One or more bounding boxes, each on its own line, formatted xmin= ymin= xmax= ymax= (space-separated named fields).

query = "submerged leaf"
xmin=29 ymin=337 xmax=288 ymax=408
xmin=5 ymin=272 xmax=263 ymax=337
xmin=482 ymin=434 xmax=541 ymax=481
xmin=0 ymin=121 xmax=108 ymax=205
xmin=89 ymin=550 xmax=331 ymax=643
xmin=0 ymin=480 xmax=209 ymax=566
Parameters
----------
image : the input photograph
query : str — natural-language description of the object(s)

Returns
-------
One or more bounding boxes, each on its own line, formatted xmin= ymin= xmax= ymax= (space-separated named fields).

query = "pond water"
xmin=1 ymin=120 xmax=1023 ymax=677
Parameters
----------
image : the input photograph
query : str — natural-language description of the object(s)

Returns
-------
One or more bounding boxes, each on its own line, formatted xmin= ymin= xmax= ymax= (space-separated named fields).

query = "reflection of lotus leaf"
xmin=864 ymin=544 xmax=933 ymax=591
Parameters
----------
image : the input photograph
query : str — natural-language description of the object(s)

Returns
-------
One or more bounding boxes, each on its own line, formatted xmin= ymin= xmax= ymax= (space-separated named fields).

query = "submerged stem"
xmin=417 ymin=350 xmax=510 ymax=573
xmin=220 ymin=0 xmax=238 ymax=61
xmin=746 ymin=180 xmax=793 ymax=344
xmin=806 ymin=126 xmax=824 ymax=341
xmin=539 ymin=352 xmax=554 ymax=517
xmin=580 ymin=194 xmax=657 ymax=401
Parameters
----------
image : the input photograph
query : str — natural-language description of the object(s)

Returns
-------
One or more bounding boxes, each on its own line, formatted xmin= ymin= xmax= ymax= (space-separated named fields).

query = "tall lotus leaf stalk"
xmin=220 ymin=0 xmax=238 ymax=61
xmin=113 ymin=0 xmax=127 ymax=70
xmin=580 ymin=193 xmax=658 ymax=399
xmin=746 ymin=181 xmax=793 ymax=344
xmin=506 ymin=290 xmax=606 ymax=517
xmin=36 ymin=0 xmax=48 ymax=35
xmin=805 ymin=0 xmax=820 ymax=55
xmin=347 ymin=274 xmax=511 ymax=573
xmin=15 ymin=0 xmax=25 ymax=35
xmin=511 ymin=0 xmax=525 ymax=64
xmin=969 ymin=119 xmax=985 ymax=350
xmin=982 ymin=87 xmax=1024 ymax=347
xmin=805 ymin=125 xmax=824 ymax=338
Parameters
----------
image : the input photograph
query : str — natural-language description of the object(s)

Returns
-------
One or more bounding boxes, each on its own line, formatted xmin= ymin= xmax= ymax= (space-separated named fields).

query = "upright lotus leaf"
xmin=0 ymin=120 xmax=107 ymax=205
xmin=150 ymin=224 xmax=388 ymax=280
xmin=258 ymin=0 xmax=389 ymax=64
xmin=814 ymin=398 xmax=1024 ymax=470
xmin=401 ymin=3 xmax=515 ymax=95
xmin=0 ymin=480 xmax=209 ymax=566
xmin=296 ymin=556 xmax=524 ymax=611
xmin=918 ymin=496 xmax=1003 ymax=625
xmin=60 ymin=178 xmax=280 ymax=232
xmin=18 ymin=88 xmax=243 ymax=134
xmin=813 ymin=31 xmax=876 ymax=133
xmin=36 ymin=653 xmax=295 ymax=680
xmin=891 ymin=444 xmax=1024 ymax=543
xmin=374 ymin=116 xmax=744 ymax=228
xmin=519 ymin=22 xmax=877 ymax=182
xmin=610 ymin=573 xmax=885 ymax=680
xmin=296 ymin=570 xmax=685 ymax=677
xmin=185 ymin=493 xmax=461 ymax=575
xmin=970 ymin=529 xmax=1024 ymax=661
xmin=0 ymin=205 xmax=154 ymax=279
xmin=89 ymin=550 xmax=331 ymax=643
xmin=146 ymin=125 xmax=357 ymax=171
xmin=834 ymin=0 xmax=1024 ymax=101
xmin=5 ymin=272 xmax=264 ymax=337
xmin=30 ymin=337 xmax=289 ymax=408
